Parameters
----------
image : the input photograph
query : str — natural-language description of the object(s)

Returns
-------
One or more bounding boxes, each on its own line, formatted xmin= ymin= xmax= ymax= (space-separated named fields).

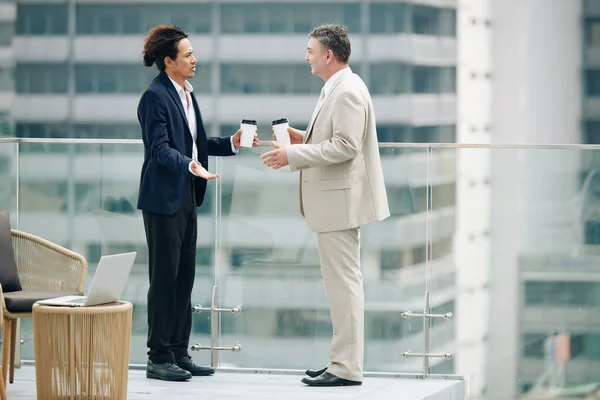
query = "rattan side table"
xmin=32 ymin=301 xmax=133 ymax=399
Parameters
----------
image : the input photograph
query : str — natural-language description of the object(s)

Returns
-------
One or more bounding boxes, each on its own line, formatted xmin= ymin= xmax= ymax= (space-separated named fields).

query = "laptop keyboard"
xmin=69 ymin=298 xmax=87 ymax=304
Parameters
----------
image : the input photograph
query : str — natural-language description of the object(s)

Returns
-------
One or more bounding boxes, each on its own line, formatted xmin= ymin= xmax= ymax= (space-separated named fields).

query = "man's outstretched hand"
xmin=191 ymin=161 xmax=219 ymax=180
xmin=261 ymin=141 xmax=289 ymax=169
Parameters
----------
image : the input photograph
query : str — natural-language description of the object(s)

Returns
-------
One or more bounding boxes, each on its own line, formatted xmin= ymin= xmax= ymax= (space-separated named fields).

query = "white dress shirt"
xmin=322 ymin=66 xmax=350 ymax=97
xmin=167 ymin=76 xmax=237 ymax=177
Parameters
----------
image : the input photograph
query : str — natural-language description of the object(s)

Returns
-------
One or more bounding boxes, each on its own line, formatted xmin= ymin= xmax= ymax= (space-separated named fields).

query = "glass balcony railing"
xmin=3 ymin=138 xmax=600 ymax=398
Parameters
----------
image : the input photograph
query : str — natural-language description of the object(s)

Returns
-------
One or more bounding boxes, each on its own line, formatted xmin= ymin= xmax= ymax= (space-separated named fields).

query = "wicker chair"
xmin=0 ymin=313 xmax=5 ymax=400
xmin=0 ymin=211 xmax=87 ymax=388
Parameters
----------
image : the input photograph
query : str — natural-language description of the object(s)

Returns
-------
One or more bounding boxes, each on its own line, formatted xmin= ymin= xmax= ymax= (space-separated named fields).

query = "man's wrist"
xmin=188 ymin=160 xmax=197 ymax=176
xmin=230 ymin=136 xmax=239 ymax=153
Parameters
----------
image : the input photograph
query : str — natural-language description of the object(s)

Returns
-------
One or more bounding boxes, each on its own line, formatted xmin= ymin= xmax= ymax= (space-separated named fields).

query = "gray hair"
xmin=309 ymin=24 xmax=351 ymax=64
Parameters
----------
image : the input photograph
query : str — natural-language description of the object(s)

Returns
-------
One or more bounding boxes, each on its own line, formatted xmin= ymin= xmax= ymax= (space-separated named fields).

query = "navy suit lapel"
xmin=190 ymin=92 xmax=207 ymax=140
xmin=159 ymin=72 xmax=191 ymax=135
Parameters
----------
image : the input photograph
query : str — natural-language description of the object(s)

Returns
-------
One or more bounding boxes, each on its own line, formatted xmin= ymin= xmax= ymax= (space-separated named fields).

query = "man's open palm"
xmin=191 ymin=161 xmax=219 ymax=180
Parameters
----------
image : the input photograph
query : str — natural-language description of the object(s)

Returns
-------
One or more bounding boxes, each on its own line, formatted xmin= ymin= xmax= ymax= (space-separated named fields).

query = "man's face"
xmin=305 ymin=37 xmax=328 ymax=79
xmin=166 ymin=38 xmax=196 ymax=80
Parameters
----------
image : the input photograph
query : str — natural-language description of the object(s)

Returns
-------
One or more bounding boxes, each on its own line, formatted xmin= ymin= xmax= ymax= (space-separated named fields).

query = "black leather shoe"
xmin=301 ymin=372 xmax=362 ymax=386
xmin=176 ymin=356 xmax=215 ymax=376
xmin=146 ymin=360 xmax=192 ymax=381
xmin=305 ymin=367 xmax=327 ymax=378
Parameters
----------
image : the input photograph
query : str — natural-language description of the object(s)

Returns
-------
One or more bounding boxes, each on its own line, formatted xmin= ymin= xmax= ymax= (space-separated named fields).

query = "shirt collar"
xmin=322 ymin=66 xmax=350 ymax=97
xmin=167 ymin=75 xmax=194 ymax=94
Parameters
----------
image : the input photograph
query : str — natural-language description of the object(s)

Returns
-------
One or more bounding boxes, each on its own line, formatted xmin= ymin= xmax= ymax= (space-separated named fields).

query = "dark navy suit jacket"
xmin=137 ymin=71 xmax=235 ymax=215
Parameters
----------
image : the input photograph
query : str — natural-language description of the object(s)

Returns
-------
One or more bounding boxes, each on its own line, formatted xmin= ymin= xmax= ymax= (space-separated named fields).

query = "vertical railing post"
xmin=400 ymin=294 xmax=453 ymax=375
xmin=191 ymin=157 xmax=243 ymax=359
xmin=422 ymin=291 xmax=431 ymax=377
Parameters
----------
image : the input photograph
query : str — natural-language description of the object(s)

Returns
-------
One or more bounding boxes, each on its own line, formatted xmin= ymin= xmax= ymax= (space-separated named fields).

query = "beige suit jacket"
xmin=286 ymin=68 xmax=390 ymax=233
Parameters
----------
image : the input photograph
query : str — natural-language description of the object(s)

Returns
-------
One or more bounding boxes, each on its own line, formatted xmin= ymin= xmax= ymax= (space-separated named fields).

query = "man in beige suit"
xmin=261 ymin=24 xmax=389 ymax=387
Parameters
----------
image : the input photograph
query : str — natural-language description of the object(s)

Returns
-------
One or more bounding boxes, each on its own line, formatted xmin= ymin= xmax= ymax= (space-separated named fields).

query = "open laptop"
xmin=37 ymin=252 xmax=137 ymax=307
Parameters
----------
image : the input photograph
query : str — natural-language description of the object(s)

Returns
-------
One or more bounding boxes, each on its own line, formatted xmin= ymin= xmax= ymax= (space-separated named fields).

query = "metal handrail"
xmin=2 ymin=137 xmax=600 ymax=150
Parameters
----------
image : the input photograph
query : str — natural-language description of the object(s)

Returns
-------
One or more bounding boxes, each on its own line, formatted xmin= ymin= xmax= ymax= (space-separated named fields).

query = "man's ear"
xmin=326 ymin=49 xmax=334 ymax=62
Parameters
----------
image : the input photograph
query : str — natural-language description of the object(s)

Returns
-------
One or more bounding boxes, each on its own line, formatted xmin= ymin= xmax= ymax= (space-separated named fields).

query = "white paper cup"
xmin=240 ymin=119 xmax=257 ymax=148
xmin=272 ymin=118 xmax=290 ymax=147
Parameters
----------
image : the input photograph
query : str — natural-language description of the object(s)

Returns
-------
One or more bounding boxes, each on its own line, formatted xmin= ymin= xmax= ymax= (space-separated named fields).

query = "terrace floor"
xmin=7 ymin=366 xmax=466 ymax=399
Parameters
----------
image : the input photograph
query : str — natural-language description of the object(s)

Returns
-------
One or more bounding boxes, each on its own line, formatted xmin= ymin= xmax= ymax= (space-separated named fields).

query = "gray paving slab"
xmin=7 ymin=366 xmax=466 ymax=400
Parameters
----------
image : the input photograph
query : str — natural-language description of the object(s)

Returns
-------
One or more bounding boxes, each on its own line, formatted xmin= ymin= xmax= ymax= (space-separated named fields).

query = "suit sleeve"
xmin=139 ymin=90 xmax=193 ymax=175
xmin=286 ymin=89 xmax=366 ymax=172
xmin=208 ymin=136 xmax=236 ymax=157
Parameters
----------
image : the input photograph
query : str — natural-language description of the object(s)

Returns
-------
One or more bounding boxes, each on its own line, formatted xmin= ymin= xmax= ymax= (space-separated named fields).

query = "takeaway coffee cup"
xmin=272 ymin=118 xmax=290 ymax=146
xmin=240 ymin=119 xmax=257 ymax=148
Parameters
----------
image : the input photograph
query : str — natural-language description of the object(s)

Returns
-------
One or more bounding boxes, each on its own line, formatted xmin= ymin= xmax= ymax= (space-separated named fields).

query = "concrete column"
xmin=455 ymin=0 xmax=493 ymax=397
xmin=487 ymin=0 xmax=582 ymax=398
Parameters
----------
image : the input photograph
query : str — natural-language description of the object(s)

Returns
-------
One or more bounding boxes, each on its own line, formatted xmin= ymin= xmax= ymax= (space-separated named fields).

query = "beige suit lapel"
xmin=303 ymin=68 xmax=353 ymax=144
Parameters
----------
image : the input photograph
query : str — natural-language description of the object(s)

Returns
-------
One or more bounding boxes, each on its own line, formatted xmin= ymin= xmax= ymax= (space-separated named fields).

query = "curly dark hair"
xmin=142 ymin=25 xmax=188 ymax=71
xmin=309 ymin=24 xmax=351 ymax=64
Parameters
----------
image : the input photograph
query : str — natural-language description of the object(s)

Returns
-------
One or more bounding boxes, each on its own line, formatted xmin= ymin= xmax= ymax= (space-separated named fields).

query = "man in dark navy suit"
xmin=137 ymin=25 xmax=258 ymax=381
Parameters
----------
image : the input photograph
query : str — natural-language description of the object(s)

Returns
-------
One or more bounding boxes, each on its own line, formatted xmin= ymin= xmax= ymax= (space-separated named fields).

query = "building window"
xmin=586 ymin=0 xmax=600 ymax=16
xmin=15 ymin=122 xmax=146 ymax=153
xmin=440 ymin=67 xmax=457 ymax=93
xmin=439 ymin=8 xmax=457 ymax=37
xmin=586 ymin=70 xmax=600 ymax=96
xmin=522 ymin=333 xmax=546 ymax=358
xmin=413 ymin=5 xmax=439 ymax=35
xmin=376 ymin=125 xmax=456 ymax=156
xmin=370 ymin=3 xmax=407 ymax=34
xmin=587 ymin=334 xmax=600 ymax=359
xmin=72 ymin=124 xmax=139 ymax=139
xmin=377 ymin=125 xmax=410 ymax=142
xmin=586 ymin=19 xmax=600 ymax=46
xmin=413 ymin=66 xmax=439 ymax=93
xmin=76 ymin=4 xmax=212 ymax=35
xmin=370 ymin=64 xmax=456 ymax=95
xmin=584 ymin=121 xmax=600 ymax=143
xmin=369 ymin=3 xmax=456 ymax=36
xmin=366 ymin=312 xmax=405 ymax=339
xmin=522 ymin=332 xmax=600 ymax=361
xmin=0 ymin=112 xmax=11 ymax=137
xmin=16 ymin=123 xmax=143 ymax=140
xmin=0 ymin=22 xmax=14 ymax=46
xmin=221 ymin=3 xmax=360 ymax=34
xmin=219 ymin=63 xmax=456 ymax=95
xmin=380 ymin=249 xmax=407 ymax=271
xmin=411 ymin=5 xmax=456 ymax=37
xmin=16 ymin=123 xmax=67 ymax=138
xmin=275 ymin=309 xmax=331 ymax=338
xmin=220 ymin=63 xmax=321 ymax=94
xmin=371 ymin=63 xmax=409 ymax=94
xmin=74 ymin=64 xmax=211 ymax=94
xmin=377 ymin=125 xmax=456 ymax=143
xmin=0 ymin=68 xmax=13 ymax=92
xmin=15 ymin=64 xmax=68 ymax=93
xmin=380 ymin=238 xmax=454 ymax=272
xmin=524 ymin=281 xmax=597 ymax=306
xmin=16 ymin=4 xmax=68 ymax=35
